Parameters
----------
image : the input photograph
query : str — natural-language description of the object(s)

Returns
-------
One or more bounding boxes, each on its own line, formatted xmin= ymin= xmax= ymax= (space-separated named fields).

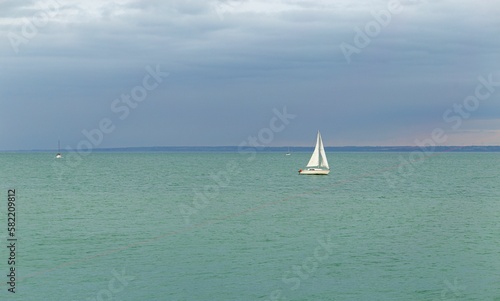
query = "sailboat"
xmin=285 ymin=147 xmax=291 ymax=156
xmin=55 ymin=140 xmax=62 ymax=159
xmin=298 ymin=131 xmax=329 ymax=175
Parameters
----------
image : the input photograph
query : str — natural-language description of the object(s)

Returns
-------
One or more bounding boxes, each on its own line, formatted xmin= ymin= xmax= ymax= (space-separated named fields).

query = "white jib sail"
xmin=318 ymin=132 xmax=329 ymax=169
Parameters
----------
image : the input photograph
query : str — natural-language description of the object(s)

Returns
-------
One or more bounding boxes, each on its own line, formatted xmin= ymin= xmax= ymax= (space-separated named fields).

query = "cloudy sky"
xmin=1 ymin=0 xmax=499 ymax=150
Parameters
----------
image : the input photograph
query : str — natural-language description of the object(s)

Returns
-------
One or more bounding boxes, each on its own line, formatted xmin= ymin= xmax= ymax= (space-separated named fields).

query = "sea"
xmin=0 ymin=151 xmax=499 ymax=300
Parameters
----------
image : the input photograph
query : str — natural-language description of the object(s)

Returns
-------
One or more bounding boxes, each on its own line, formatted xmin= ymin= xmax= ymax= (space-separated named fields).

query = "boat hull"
xmin=299 ymin=169 xmax=329 ymax=175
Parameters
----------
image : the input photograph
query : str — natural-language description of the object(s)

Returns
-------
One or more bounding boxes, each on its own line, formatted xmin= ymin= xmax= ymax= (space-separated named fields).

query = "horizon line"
xmin=2 ymin=145 xmax=500 ymax=153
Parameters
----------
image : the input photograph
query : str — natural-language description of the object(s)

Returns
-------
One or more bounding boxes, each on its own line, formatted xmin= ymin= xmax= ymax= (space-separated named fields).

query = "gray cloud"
xmin=1 ymin=0 xmax=499 ymax=150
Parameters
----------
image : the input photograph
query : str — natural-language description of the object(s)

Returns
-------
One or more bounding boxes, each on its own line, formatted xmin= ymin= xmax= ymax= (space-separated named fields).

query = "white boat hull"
xmin=299 ymin=168 xmax=329 ymax=175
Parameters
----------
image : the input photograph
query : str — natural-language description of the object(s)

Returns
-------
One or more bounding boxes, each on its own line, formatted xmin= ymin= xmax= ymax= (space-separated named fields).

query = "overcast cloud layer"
xmin=1 ymin=0 xmax=499 ymax=150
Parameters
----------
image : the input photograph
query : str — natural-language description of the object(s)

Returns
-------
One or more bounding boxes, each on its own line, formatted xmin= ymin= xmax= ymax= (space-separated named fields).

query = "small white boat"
xmin=285 ymin=147 xmax=291 ymax=156
xmin=299 ymin=131 xmax=329 ymax=175
xmin=55 ymin=140 xmax=62 ymax=159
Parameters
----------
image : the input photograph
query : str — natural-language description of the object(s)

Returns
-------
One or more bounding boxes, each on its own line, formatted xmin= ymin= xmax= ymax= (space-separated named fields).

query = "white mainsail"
xmin=306 ymin=131 xmax=329 ymax=169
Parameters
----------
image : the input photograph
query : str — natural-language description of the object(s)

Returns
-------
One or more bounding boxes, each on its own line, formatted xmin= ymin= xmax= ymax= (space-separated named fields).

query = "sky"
xmin=1 ymin=0 xmax=499 ymax=150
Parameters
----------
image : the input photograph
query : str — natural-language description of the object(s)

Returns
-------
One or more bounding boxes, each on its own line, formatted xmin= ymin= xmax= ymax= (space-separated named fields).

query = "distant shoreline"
xmin=2 ymin=146 xmax=500 ymax=153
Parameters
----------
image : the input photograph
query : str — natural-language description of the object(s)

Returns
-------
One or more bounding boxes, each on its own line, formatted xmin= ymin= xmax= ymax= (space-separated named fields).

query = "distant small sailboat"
xmin=285 ymin=147 xmax=291 ymax=156
xmin=298 ymin=131 xmax=329 ymax=175
xmin=55 ymin=140 xmax=62 ymax=159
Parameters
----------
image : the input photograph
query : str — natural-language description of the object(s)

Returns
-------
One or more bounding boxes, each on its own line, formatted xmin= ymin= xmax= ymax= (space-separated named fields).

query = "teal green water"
xmin=0 ymin=152 xmax=499 ymax=300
